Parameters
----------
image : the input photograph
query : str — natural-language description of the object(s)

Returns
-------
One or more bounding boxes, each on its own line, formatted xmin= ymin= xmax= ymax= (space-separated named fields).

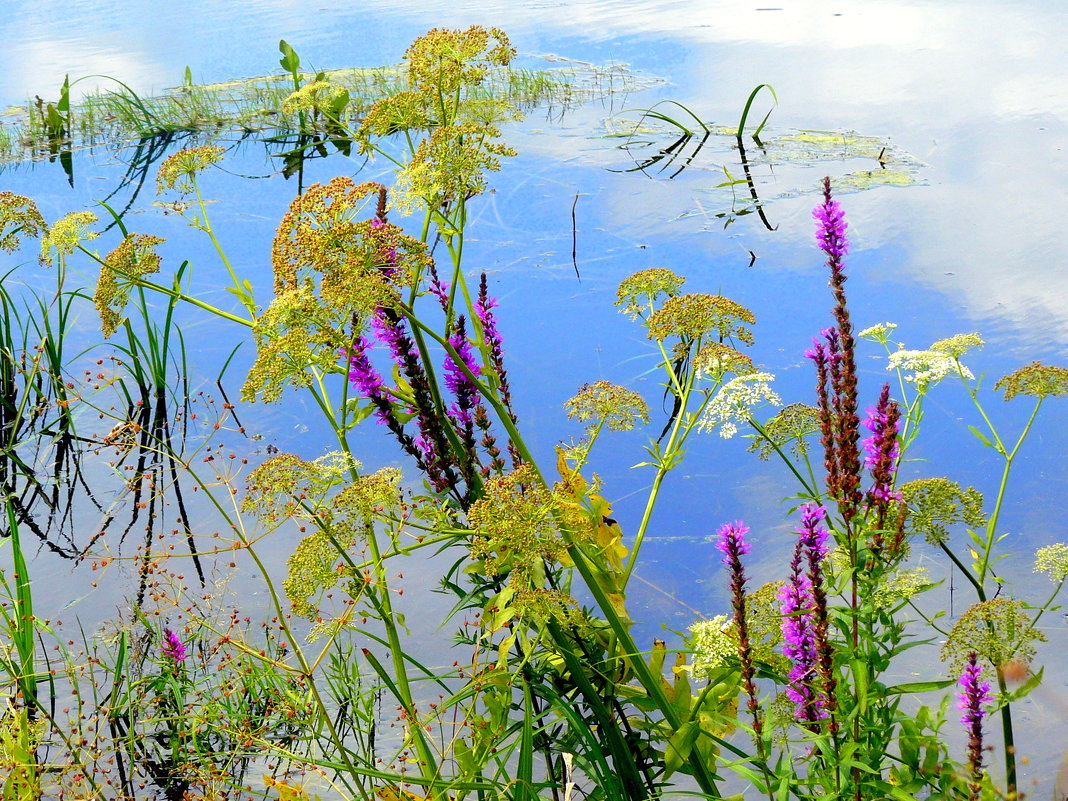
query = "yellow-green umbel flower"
xmin=941 ymin=598 xmax=1046 ymax=674
xmin=404 ymin=26 xmax=515 ymax=98
xmin=693 ymin=341 xmax=755 ymax=382
xmin=747 ymin=403 xmax=820 ymax=461
xmin=284 ymin=528 xmax=343 ymax=620
xmin=357 ymin=90 xmax=435 ymax=148
xmin=280 ymin=80 xmax=347 ymax=115
xmin=899 ymin=478 xmax=986 ymax=546
xmin=994 ymin=361 xmax=1068 ymax=400
xmin=646 ymin=293 xmax=756 ymax=344
xmin=564 ymin=380 xmax=650 ymax=432
xmin=40 ymin=211 xmax=97 ymax=264
xmin=156 ymin=145 xmax=225 ymax=195
xmin=1034 ymin=543 xmax=1068 ymax=582
xmin=0 ymin=192 xmax=46 ymax=252
xmin=615 ymin=268 xmax=685 ymax=319
xmin=94 ymin=233 xmax=165 ymax=337
xmin=392 ymin=122 xmax=515 ymax=215
xmin=930 ymin=332 xmax=984 ymax=359
xmin=468 ymin=464 xmax=568 ymax=588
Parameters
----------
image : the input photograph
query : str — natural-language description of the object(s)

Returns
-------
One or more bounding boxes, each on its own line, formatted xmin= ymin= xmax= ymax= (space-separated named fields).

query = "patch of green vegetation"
xmin=0 ymin=57 xmax=656 ymax=169
xmin=837 ymin=167 xmax=919 ymax=191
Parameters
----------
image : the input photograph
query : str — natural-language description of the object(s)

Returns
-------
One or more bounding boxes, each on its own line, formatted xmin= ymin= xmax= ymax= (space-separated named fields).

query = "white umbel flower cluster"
xmin=887 ymin=349 xmax=973 ymax=390
xmin=858 ymin=321 xmax=898 ymax=342
xmin=689 ymin=615 xmax=735 ymax=678
xmin=699 ymin=371 xmax=781 ymax=438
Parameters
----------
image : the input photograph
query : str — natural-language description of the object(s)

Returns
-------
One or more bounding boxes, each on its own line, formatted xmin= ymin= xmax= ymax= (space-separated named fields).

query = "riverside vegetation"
xmin=1 ymin=25 xmax=1067 ymax=801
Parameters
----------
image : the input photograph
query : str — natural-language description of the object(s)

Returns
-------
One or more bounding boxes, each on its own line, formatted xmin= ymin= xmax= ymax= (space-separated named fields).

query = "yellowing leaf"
xmin=264 ymin=775 xmax=313 ymax=801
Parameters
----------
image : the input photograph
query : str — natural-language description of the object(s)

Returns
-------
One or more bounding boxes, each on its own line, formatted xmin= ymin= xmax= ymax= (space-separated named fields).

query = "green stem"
xmin=996 ymin=668 xmax=1017 ymax=797
xmin=975 ymin=399 xmax=1041 ymax=586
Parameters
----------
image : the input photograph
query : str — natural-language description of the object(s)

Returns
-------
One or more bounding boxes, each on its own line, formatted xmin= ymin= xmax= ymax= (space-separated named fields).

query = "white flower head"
xmin=699 ymin=371 xmax=781 ymax=438
xmin=887 ymin=348 xmax=973 ymax=391
xmin=689 ymin=615 xmax=735 ymax=677
xmin=859 ymin=321 xmax=898 ymax=343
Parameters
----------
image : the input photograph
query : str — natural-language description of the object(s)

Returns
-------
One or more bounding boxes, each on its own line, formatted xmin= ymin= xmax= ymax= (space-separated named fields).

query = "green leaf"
xmin=664 ymin=720 xmax=697 ymax=778
xmin=885 ymin=679 xmax=955 ymax=694
xmin=967 ymin=424 xmax=995 ymax=449
xmin=851 ymin=659 xmax=870 ymax=713
xmin=279 ymin=39 xmax=301 ymax=74
xmin=1003 ymin=665 xmax=1043 ymax=703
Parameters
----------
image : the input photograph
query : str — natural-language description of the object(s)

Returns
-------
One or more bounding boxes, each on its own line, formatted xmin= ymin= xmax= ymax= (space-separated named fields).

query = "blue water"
xmin=2 ymin=0 xmax=1067 ymax=792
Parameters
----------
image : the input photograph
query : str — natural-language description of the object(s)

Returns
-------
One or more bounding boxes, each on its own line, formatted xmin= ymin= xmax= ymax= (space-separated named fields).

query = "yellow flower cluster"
xmin=0 ymin=192 xmax=46 ymax=253
xmin=94 ymin=233 xmax=166 ymax=337
xmin=244 ymin=179 xmax=431 ymax=403
xmin=941 ymin=598 xmax=1046 ymax=674
xmin=391 ymin=122 xmax=516 ymax=215
xmin=468 ymin=464 xmax=569 ymax=588
xmin=994 ymin=361 xmax=1068 ymax=400
xmin=693 ymin=341 xmax=755 ymax=381
xmin=404 ymin=26 xmax=515 ymax=98
xmin=899 ymin=478 xmax=986 ymax=546
xmin=564 ymin=380 xmax=649 ymax=433
xmin=646 ymin=293 xmax=756 ymax=344
xmin=156 ymin=145 xmax=225 ymax=195
xmin=615 ymin=268 xmax=685 ymax=319
xmin=747 ymin=403 xmax=821 ymax=461
xmin=40 ymin=211 xmax=98 ymax=264
xmin=280 ymin=80 xmax=347 ymax=115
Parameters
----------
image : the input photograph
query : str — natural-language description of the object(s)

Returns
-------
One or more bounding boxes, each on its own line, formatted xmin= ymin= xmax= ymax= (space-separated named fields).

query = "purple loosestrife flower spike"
xmin=346 ymin=337 xmax=392 ymax=426
xmin=475 ymin=273 xmax=516 ymax=420
xmin=444 ymin=316 xmax=481 ymax=428
xmin=794 ymin=503 xmax=838 ymax=734
xmin=779 ymin=563 xmax=824 ymax=724
xmin=444 ymin=315 xmax=483 ymax=494
xmin=371 ymin=308 xmax=406 ymax=363
xmin=160 ymin=628 xmax=187 ymax=663
xmin=811 ymin=180 xmax=862 ymax=526
xmin=806 ymin=336 xmax=841 ymax=501
xmin=957 ymin=651 xmax=992 ymax=799
xmin=862 ymin=384 xmax=901 ymax=473
xmin=863 ymin=382 xmax=904 ymax=546
xmin=813 ymin=184 xmax=849 ymax=262
xmin=797 ymin=504 xmax=830 ymax=559
xmin=426 ymin=258 xmax=450 ymax=313
xmin=716 ymin=522 xmax=766 ymax=751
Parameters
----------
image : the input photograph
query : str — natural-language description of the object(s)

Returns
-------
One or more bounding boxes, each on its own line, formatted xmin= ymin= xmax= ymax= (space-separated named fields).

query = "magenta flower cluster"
xmin=956 ymin=652 xmax=993 ymax=728
xmin=444 ymin=315 xmax=481 ymax=429
xmin=716 ymin=520 xmax=751 ymax=565
xmin=957 ymin=651 xmax=993 ymax=794
xmin=779 ymin=504 xmax=831 ymax=722
xmin=160 ymin=628 xmax=187 ymax=663
xmin=813 ymin=189 xmax=849 ymax=262
xmin=862 ymin=382 xmax=902 ymax=506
